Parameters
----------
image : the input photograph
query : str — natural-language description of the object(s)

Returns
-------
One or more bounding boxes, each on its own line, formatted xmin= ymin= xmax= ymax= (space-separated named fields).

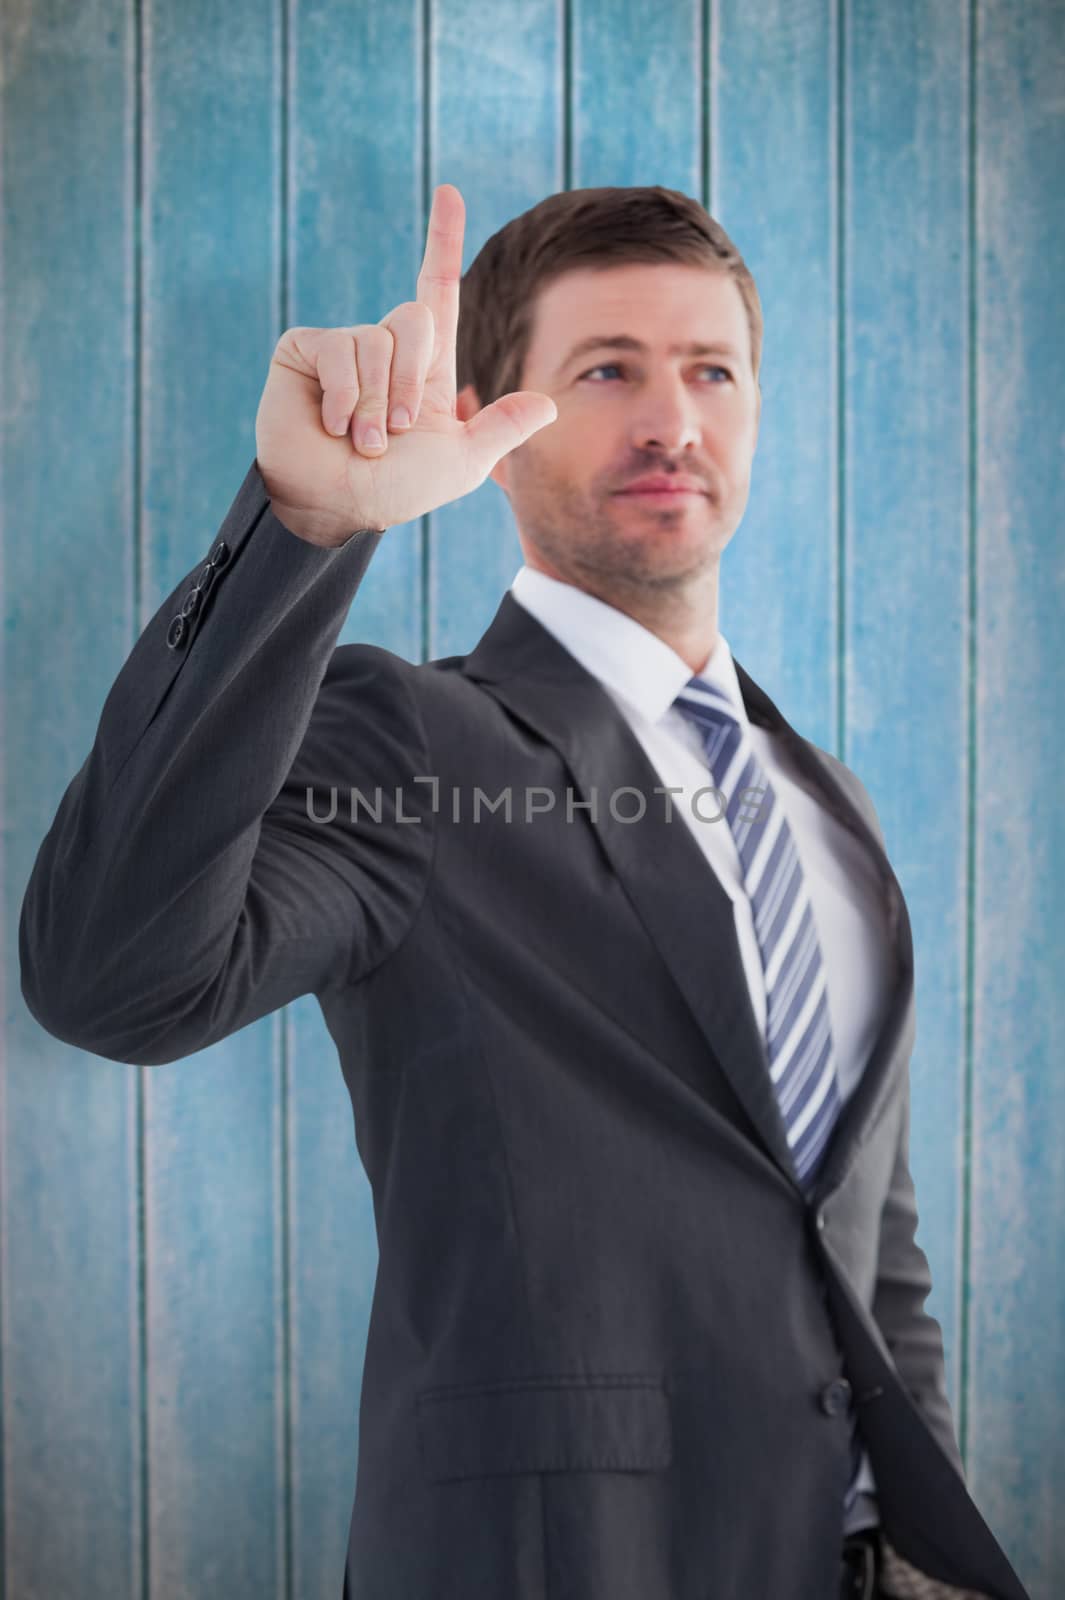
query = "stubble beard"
xmin=514 ymin=469 xmax=725 ymax=614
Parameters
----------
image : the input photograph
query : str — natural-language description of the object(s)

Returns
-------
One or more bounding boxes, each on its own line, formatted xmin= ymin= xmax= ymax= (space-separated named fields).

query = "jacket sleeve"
xmin=18 ymin=459 xmax=435 ymax=1066
xmin=871 ymin=1081 xmax=967 ymax=1480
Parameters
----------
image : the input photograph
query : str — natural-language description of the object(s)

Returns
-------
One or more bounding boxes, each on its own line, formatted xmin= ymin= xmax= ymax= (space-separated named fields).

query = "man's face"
xmin=460 ymin=261 xmax=761 ymax=593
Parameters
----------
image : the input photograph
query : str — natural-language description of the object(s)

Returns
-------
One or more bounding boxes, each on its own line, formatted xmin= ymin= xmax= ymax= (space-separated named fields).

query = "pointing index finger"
xmin=416 ymin=184 xmax=465 ymax=400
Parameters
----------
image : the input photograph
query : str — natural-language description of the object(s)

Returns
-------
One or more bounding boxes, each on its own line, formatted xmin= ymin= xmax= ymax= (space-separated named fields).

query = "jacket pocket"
xmin=415 ymin=1373 xmax=672 ymax=1483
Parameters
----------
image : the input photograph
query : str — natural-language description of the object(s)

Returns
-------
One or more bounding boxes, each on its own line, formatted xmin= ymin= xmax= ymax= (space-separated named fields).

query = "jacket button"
xmin=180 ymin=586 xmax=202 ymax=618
xmin=166 ymin=614 xmax=187 ymax=649
xmin=820 ymin=1377 xmax=853 ymax=1416
xmin=815 ymin=1208 xmax=826 ymax=1231
xmin=207 ymin=538 xmax=230 ymax=568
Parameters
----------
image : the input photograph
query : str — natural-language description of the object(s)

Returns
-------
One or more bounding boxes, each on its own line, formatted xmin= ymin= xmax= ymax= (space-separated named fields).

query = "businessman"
xmin=20 ymin=182 xmax=1030 ymax=1600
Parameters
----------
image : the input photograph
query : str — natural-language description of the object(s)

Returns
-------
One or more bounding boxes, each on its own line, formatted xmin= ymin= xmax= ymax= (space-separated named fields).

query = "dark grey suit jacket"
xmin=19 ymin=460 xmax=1031 ymax=1600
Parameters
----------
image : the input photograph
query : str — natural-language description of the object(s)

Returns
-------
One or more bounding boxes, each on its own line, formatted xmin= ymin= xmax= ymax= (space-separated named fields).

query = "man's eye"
xmin=579 ymin=363 xmax=732 ymax=382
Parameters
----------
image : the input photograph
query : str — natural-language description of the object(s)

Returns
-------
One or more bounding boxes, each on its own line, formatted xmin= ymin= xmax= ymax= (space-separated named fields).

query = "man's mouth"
xmin=615 ymin=487 xmax=705 ymax=502
xmin=615 ymin=474 xmax=707 ymax=498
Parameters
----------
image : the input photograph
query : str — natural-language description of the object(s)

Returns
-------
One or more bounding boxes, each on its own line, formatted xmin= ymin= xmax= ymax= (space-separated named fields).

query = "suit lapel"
xmin=461 ymin=592 xmax=912 ymax=1199
xmin=728 ymin=657 xmax=917 ymax=1195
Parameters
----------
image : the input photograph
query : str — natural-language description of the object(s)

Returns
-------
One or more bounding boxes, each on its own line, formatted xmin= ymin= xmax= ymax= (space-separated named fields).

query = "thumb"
xmin=462 ymin=391 xmax=558 ymax=478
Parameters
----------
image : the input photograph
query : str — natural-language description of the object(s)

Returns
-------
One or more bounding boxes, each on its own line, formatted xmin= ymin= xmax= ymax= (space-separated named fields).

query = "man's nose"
xmin=629 ymin=379 xmax=703 ymax=452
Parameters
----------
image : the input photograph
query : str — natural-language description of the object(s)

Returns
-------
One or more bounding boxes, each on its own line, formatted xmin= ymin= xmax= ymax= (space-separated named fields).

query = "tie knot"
xmin=673 ymin=674 xmax=739 ymax=733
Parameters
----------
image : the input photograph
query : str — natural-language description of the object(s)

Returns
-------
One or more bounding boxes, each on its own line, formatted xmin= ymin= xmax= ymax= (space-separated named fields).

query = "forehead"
xmin=524 ymin=261 xmax=751 ymax=368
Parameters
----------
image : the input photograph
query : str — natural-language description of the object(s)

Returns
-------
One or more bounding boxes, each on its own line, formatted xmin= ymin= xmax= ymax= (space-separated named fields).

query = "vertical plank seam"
xmin=563 ymin=0 xmax=572 ymax=191
xmin=703 ymin=0 xmax=712 ymax=207
xmin=134 ymin=0 xmax=150 ymax=1590
xmin=836 ymin=0 xmax=846 ymax=768
xmin=421 ymin=0 xmax=433 ymax=667
xmin=0 ymin=0 xmax=8 ymax=1568
xmin=958 ymin=0 xmax=977 ymax=1473
xmin=279 ymin=0 xmax=294 ymax=1591
xmin=0 ymin=0 xmax=6 ymax=1586
xmin=279 ymin=1008 xmax=293 ymax=1600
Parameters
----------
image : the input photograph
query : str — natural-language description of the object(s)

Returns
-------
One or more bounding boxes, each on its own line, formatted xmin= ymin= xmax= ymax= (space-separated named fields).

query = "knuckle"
xmin=387 ymin=370 xmax=423 ymax=399
xmin=356 ymin=322 xmax=393 ymax=354
xmin=323 ymin=326 xmax=360 ymax=364
xmin=315 ymin=334 xmax=357 ymax=399
xmin=353 ymin=392 xmax=389 ymax=419
xmin=384 ymin=305 xmax=434 ymax=402
xmin=398 ymin=299 xmax=433 ymax=331
xmin=353 ymin=331 xmax=394 ymax=416
xmin=417 ymin=268 xmax=452 ymax=291
xmin=278 ymin=323 xmax=309 ymax=346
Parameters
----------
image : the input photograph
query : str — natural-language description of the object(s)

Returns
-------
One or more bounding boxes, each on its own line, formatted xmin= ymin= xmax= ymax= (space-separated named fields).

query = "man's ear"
xmin=456 ymin=382 xmax=511 ymax=492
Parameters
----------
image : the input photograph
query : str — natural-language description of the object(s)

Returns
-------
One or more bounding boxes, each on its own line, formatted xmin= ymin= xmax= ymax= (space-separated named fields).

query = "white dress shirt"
xmin=509 ymin=562 xmax=893 ymax=1529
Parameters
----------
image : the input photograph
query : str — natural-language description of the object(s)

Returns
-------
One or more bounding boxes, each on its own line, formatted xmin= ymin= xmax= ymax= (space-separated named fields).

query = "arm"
xmin=23 ymin=183 xmax=555 ymax=1065
xmin=871 ymin=1080 xmax=967 ymax=1480
xmin=19 ymin=460 xmax=434 ymax=1066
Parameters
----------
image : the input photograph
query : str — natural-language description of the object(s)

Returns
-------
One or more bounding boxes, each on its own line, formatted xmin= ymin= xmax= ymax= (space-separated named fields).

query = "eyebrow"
xmin=553 ymin=334 xmax=744 ymax=381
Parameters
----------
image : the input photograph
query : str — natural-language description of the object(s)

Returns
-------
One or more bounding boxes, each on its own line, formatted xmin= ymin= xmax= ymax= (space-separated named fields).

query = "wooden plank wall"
xmin=2 ymin=1 xmax=1061 ymax=1596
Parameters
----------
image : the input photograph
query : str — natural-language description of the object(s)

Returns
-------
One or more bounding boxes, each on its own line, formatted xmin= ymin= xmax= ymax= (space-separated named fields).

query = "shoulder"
xmin=313 ymin=642 xmax=492 ymax=752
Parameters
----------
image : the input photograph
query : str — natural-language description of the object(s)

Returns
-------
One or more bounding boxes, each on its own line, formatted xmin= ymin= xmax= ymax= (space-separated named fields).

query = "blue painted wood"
xmin=288 ymin=2 xmax=426 ymax=1594
xmin=138 ymin=3 xmax=285 ymax=1596
xmin=714 ymin=0 xmax=839 ymax=757
xmin=845 ymin=0 xmax=971 ymax=1503
xmin=970 ymin=0 xmax=1065 ymax=1587
xmin=570 ymin=3 xmax=703 ymax=188
xmin=429 ymin=0 xmax=563 ymax=661
xmin=3 ymin=2 xmax=1061 ymax=1597
xmin=2 ymin=4 xmax=144 ymax=1598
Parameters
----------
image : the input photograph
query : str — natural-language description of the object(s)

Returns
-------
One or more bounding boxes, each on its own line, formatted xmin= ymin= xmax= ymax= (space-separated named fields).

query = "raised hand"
xmin=254 ymin=184 xmax=557 ymax=546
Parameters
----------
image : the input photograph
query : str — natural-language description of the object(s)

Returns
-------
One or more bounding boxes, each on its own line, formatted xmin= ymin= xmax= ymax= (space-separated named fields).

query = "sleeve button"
xmin=166 ymin=614 xmax=187 ymax=649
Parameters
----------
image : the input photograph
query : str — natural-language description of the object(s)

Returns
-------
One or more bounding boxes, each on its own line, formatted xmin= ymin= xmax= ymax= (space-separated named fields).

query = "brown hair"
xmin=456 ymin=184 xmax=763 ymax=408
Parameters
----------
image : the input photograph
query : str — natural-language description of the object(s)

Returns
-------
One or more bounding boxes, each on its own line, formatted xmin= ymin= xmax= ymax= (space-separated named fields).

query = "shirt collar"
xmin=508 ymin=564 xmax=749 ymax=731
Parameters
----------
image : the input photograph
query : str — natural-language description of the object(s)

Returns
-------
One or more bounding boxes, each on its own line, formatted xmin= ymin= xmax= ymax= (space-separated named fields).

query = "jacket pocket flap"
xmin=415 ymin=1375 xmax=672 ymax=1482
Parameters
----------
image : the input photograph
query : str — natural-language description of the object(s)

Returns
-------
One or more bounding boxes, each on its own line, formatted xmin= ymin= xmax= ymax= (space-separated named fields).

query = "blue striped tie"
xmin=673 ymin=674 xmax=866 ymax=1514
xmin=672 ymin=674 xmax=843 ymax=1190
